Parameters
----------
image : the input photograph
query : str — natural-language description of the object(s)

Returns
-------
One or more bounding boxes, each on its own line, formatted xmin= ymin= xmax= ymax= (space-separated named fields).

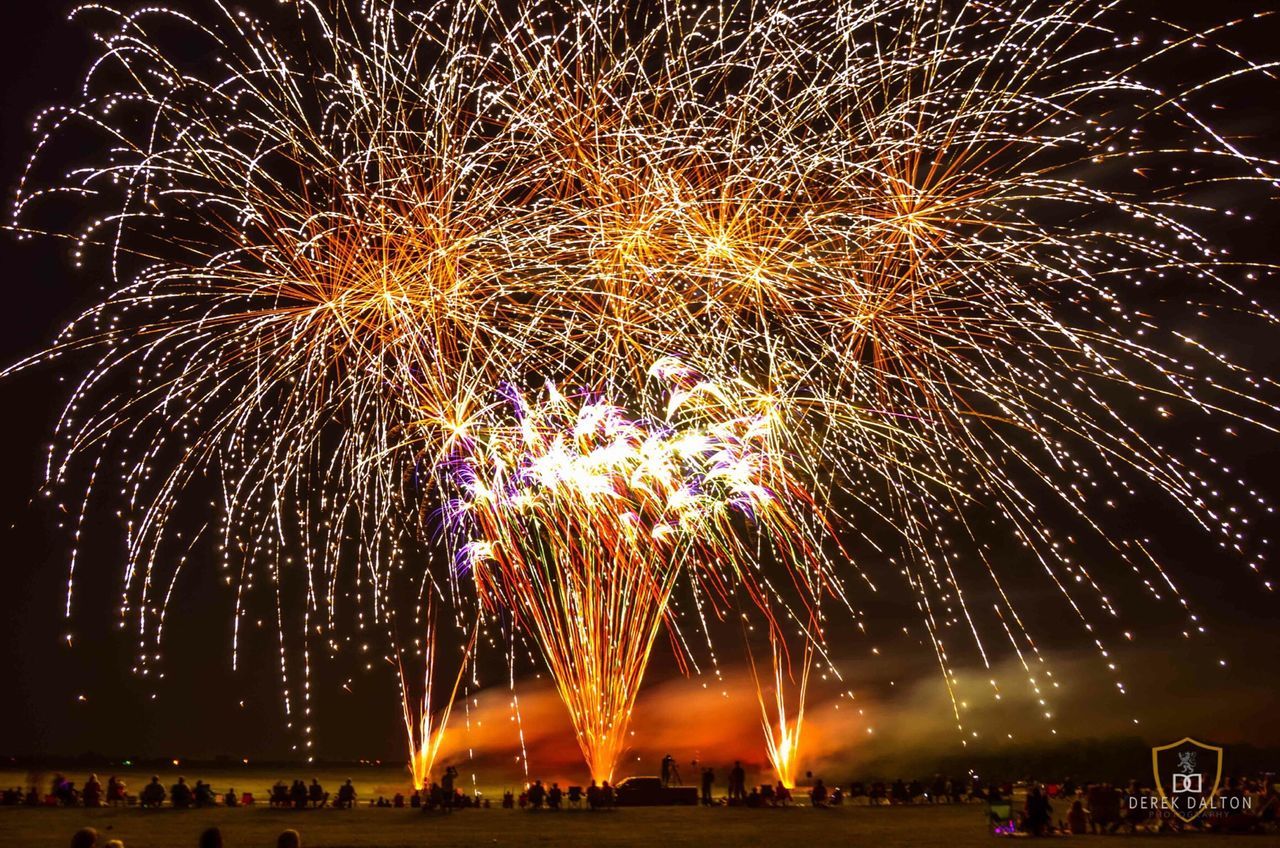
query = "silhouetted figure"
xmin=761 ymin=783 xmax=775 ymax=806
xmin=700 ymin=767 xmax=715 ymax=806
xmin=775 ymin=782 xmax=792 ymax=807
xmin=811 ymin=779 xmax=829 ymax=808
xmin=1024 ymin=785 xmax=1052 ymax=836
xmin=410 ymin=790 xmax=421 ymax=808
xmin=502 ymin=790 xmax=515 ymax=809
xmin=291 ymin=779 xmax=308 ymax=809
xmin=106 ymin=776 xmax=125 ymax=807
xmin=276 ymin=830 xmax=301 ymax=848
xmin=54 ymin=776 xmax=79 ymax=807
xmin=308 ymin=779 xmax=326 ymax=807
xmin=224 ymin=787 xmax=238 ymax=807
xmin=746 ymin=787 xmax=762 ymax=808
xmin=198 ymin=826 xmax=223 ymax=848
xmin=548 ymin=783 xmax=563 ymax=810
xmin=441 ymin=766 xmax=458 ymax=810
xmin=140 ymin=777 xmax=165 ymax=808
xmin=170 ymin=777 xmax=192 ymax=809
xmin=79 ymin=774 xmax=100 ymax=808
xmin=602 ymin=781 xmax=615 ymax=808
xmin=1067 ymin=799 xmax=1087 ymax=834
xmin=194 ymin=780 xmax=215 ymax=808
xmin=830 ymin=786 xmax=844 ymax=806
xmin=661 ymin=754 xmax=674 ymax=787
xmin=528 ymin=780 xmax=546 ymax=809
xmin=566 ymin=786 xmax=582 ymax=808
xmin=70 ymin=827 xmax=98 ymax=848
xmin=1088 ymin=783 xmax=1121 ymax=834
xmin=891 ymin=778 xmax=908 ymax=804
xmin=729 ymin=761 xmax=746 ymax=803
xmin=336 ymin=779 xmax=355 ymax=809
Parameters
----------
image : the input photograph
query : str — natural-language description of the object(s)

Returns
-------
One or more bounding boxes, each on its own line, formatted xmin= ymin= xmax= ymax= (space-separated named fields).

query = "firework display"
xmin=6 ymin=0 xmax=1277 ymax=785
xmin=443 ymin=366 xmax=825 ymax=780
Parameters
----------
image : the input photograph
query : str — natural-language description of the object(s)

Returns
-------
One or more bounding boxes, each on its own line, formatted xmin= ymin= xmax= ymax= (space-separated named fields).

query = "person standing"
xmin=729 ymin=761 xmax=746 ymax=803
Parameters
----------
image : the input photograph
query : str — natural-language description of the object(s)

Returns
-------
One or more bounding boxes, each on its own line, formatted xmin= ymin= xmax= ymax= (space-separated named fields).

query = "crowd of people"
xmin=982 ymin=775 xmax=1280 ymax=836
xmin=6 ymin=762 xmax=1278 ymax=845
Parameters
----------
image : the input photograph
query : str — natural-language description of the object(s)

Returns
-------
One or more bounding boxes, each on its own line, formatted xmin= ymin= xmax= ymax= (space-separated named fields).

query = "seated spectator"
xmin=224 ymin=787 xmax=238 ymax=807
xmin=56 ymin=778 xmax=80 ymax=807
xmin=276 ymin=830 xmax=301 ymax=848
xmin=291 ymin=780 xmax=308 ymax=809
xmin=393 ymin=792 xmax=404 ymax=808
xmin=548 ymin=782 xmax=563 ymax=810
xmin=775 ymin=782 xmax=792 ymax=806
xmin=410 ymin=790 xmax=421 ymax=808
xmin=198 ymin=827 xmax=223 ymax=848
xmin=1088 ymin=783 xmax=1121 ymax=834
xmin=811 ymin=779 xmax=829 ymax=808
xmin=746 ymin=787 xmax=762 ymax=808
xmin=308 ymin=779 xmax=326 ymax=808
xmin=1067 ymin=799 xmax=1088 ymax=834
xmin=140 ymin=777 xmax=166 ymax=808
xmin=335 ymin=779 xmax=356 ymax=809
xmin=170 ymin=777 xmax=192 ymax=809
xmin=70 ymin=828 xmax=98 ymax=848
xmin=528 ymin=780 xmax=546 ymax=809
xmin=84 ymin=775 xmax=102 ymax=808
xmin=193 ymin=780 xmax=215 ymax=808
xmin=106 ymin=777 xmax=126 ymax=807
xmin=760 ymin=783 xmax=775 ymax=806
xmin=502 ymin=790 xmax=515 ymax=809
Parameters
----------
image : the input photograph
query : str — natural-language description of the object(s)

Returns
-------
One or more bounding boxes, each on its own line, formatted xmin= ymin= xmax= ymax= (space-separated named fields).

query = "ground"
xmin=1 ymin=803 xmax=1273 ymax=848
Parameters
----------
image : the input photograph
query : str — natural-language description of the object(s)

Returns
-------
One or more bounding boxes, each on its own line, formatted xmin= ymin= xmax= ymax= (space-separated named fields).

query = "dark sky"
xmin=0 ymin=0 xmax=1277 ymax=778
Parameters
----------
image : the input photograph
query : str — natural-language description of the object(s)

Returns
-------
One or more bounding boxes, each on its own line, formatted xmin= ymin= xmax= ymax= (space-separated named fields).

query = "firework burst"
xmin=7 ymin=0 xmax=1278 ymax=780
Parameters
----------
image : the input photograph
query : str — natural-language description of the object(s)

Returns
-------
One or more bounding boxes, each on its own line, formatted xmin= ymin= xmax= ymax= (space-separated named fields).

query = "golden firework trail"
xmin=5 ymin=0 xmax=1278 ymax=776
xmin=445 ymin=365 xmax=828 ymax=780
xmin=748 ymin=631 xmax=813 ymax=789
xmin=395 ymin=601 xmax=476 ymax=790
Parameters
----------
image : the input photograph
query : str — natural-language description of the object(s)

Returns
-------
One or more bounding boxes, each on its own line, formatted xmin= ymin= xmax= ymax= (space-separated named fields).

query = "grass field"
xmin=1 ymin=803 xmax=1272 ymax=848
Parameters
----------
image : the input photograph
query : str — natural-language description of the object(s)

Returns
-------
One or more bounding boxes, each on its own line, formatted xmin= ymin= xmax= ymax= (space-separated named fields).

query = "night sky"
xmin=1 ymin=0 xmax=1278 ymax=780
